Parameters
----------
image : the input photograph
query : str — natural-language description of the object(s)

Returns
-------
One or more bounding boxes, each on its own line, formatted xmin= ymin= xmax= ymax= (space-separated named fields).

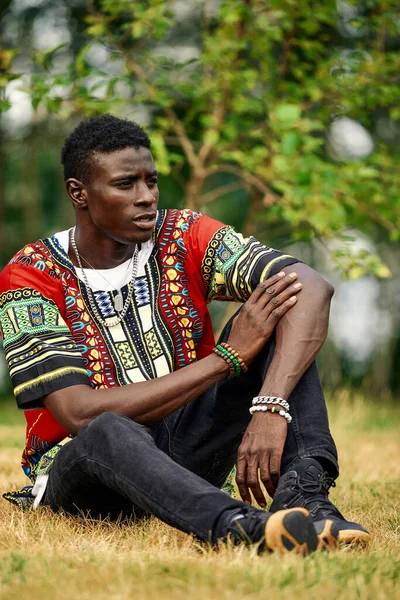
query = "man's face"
xmin=82 ymin=146 xmax=159 ymax=245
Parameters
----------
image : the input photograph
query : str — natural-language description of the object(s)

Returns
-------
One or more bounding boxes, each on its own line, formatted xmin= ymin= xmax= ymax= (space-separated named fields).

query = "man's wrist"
xmin=249 ymin=394 xmax=292 ymax=423
xmin=250 ymin=410 xmax=288 ymax=426
xmin=210 ymin=352 xmax=231 ymax=377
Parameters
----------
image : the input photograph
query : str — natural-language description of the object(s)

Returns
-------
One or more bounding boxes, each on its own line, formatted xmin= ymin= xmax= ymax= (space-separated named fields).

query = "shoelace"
xmin=296 ymin=472 xmax=336 ymax=494
xmin=292 ymin=472 xmax=342 ymax=518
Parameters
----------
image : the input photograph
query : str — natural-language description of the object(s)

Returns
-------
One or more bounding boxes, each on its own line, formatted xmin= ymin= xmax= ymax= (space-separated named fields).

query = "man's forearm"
xmin=44 ymin=353 xmax=229 ymax=435
xmin=257 ymin=263 xmax=334 ymax=400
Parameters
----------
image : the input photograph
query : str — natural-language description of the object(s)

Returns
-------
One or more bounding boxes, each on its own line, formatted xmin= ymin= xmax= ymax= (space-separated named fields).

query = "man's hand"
xmin=236 ymin=411 xmax=288 ymax=507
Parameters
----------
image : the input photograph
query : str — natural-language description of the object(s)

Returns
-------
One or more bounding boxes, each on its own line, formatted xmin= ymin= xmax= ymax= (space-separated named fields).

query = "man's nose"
xmin=134 ymin=181 xmax=156 ymax=205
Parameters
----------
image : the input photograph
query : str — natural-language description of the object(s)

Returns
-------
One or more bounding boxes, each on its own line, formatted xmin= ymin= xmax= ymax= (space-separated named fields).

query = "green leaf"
xmin=374 ymin=264 xmax=391 ymax=279
xmin=358 ymin=167 xmax=379 ymax=179
xmin=272 ymin=155 xmax=290 ymax=174
xmin=31 ymin=95 xmax=42 ymax=110
xmin=203 ymin=130 xmax=220 ymax=147
xmin=149 ymin=132 xmax=170 ymax=175
xmin=46 ymin=97 xmax=62 ymax=113
xmin=275 ymin=104 xmax=301 ymax=124
xmin=0 ymin=98 xmax=11 ymax=112
xmin=75 ymin=44 xmax=91 ymax=77
xmin=87 ymin=23 xmax=106 ymax=37
xmin=280 ymin=132 xmax=301 ymax=156
xmin=0 ymin=73 xmax=22 ymax=87
xmin=348 ymin=265 xmax=365 ymax=280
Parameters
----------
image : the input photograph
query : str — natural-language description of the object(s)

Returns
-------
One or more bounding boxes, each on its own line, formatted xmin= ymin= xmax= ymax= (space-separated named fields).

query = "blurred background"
xmin=0 ymin=0 xmax=399 ymax=400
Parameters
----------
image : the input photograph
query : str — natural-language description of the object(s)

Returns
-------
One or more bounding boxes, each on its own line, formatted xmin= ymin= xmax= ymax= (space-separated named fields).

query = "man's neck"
xmin=69 ymin=226 xmax=136 ymax=270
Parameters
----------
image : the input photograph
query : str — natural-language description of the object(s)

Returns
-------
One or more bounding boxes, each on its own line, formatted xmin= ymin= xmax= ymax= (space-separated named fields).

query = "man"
xmin=0 ymin=115 xmax=369 ymax=554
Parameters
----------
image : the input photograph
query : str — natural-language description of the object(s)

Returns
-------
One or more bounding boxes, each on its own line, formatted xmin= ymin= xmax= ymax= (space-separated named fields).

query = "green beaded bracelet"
xmin=215 ymin=345 xmax=241 ymax=376
xmin=213 ymin=347 xmax=236 ymax=379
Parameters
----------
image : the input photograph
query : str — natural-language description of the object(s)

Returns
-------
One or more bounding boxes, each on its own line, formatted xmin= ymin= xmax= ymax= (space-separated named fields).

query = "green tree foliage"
xmin=0 ymin=0 xmax=399 ymax=278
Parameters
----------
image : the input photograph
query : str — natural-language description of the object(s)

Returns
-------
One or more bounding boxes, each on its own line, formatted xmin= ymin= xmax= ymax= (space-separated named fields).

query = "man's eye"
xmin=148 ymin=178 xmax=158 ymax=186
xmin=117 ymin=181 xmax=132 ymax=187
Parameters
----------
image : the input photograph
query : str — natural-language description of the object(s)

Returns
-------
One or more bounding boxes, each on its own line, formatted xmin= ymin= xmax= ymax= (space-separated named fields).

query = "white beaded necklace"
xmin=70 ymin=227 xmax=139 ymax=328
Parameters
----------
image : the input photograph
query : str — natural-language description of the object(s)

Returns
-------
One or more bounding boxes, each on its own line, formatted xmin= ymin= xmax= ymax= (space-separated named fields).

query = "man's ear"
xmin=66 ymin=178 xmax=87 ymax=209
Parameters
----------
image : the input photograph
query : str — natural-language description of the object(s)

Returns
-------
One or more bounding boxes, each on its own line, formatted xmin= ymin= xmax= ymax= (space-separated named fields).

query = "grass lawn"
xmin=0 ymin=392 xmax=399 ymax=599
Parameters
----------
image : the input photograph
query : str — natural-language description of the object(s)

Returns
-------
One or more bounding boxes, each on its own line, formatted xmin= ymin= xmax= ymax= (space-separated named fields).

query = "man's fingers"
xmin=261 ymin=282 xmax=302 ymax=315
xmin=264 ymin=272 xmax=297 ymax=296
xmin=269 ymin=453 xmax=282 ymax=494
xmin=248 ymin=272 xmax=286 ymax=304
xmin=246 ymin=459 xmax=267 ymax=508
xmin=260 ymin=459 xmax=275 ymax=499
xmin=265 ymin=295 xmax=299 ymax=325
xmin=236 ymin=458 xmax=251 ymax=504
xmin=255 ymin=272 xmax=300 ymax=311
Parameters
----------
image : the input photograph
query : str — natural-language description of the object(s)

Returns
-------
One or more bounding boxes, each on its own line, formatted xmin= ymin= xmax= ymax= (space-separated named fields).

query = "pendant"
xmin=114 ymin=291 xmax=124 ymax=313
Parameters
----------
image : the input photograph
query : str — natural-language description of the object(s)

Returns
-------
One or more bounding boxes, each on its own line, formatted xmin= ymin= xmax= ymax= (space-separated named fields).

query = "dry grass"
xmin=0 ymin=392 xmax=399 ymax=600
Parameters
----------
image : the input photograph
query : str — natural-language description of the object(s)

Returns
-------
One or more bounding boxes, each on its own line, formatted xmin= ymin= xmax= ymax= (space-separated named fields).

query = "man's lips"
xmin=132 ymin=213 xmax=157 ymax=229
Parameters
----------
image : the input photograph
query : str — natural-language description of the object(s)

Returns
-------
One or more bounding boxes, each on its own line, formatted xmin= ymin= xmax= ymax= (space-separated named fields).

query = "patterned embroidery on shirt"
xmin=115 ymin=341 xmax=137 ymax=370
xmin=156 ymin=209 xmax=203 ymax=369
xmin=201 ymin=230 xmax=293 ymax=302
xmin=35 ymin=435 xmax=74 ymax=476
xmin=134 ymin=276 xmax=150 ymax=306
xmin=94 ymin=290 xmax=116 ymax=318
xmin=144 ymin=329 xmax=163 ymax=359
xmin=2 ymin=486 xmax=35 ymax=510
xmin=0 ymin=288 xmax=88 ymax=400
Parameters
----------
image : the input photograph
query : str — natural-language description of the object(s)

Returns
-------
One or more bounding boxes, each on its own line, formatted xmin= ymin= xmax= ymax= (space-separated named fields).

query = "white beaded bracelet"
xmin=252 ymin=395 xmax=290 ymax=411
xmin=249 ymin=404 xmax=292 ymax=423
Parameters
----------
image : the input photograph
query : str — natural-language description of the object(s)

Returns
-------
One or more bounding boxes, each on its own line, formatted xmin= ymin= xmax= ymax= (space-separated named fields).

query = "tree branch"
xmin=210 ymin=164 xmax=279 ymax=207
xmin=197 ymin=87 xmax=230 ymax=165
xmin=125 ymin=59 xmax=200 ymax=169
xmin=352 ymin=198 xmax=398 ymax=234
xmin=278 ymin=21 xmax=296 ymax=80
xmin=200 ymin=181 xmax=248 ymax=206
xmin=197 ymin=2 xmax=251 ymax=166
xmin=98 ymin=17 xmax=202 ymax=173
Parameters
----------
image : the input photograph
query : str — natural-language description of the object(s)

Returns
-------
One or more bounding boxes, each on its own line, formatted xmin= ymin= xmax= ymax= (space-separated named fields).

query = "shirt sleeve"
xmin=188 ymin=214 xmax=301 ymax=303
xmin=0 ymin=264 xmax=91 ymax=410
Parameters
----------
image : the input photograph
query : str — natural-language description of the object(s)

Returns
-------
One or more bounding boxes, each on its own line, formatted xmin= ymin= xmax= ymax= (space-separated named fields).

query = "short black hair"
xmin=61 ymin=114 xmax=151 ymax=182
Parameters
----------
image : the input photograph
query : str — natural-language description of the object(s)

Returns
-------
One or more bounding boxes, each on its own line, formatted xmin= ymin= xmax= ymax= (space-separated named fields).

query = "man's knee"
xmin=87 ymin=411 xmax=127 ymax=430
xmin=84 ymin=412 xmax=152 ymax=453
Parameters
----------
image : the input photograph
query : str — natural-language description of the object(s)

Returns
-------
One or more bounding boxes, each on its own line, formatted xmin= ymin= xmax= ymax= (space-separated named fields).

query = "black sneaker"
xmin=228 ymin=506 xmax=321 ymax=556
xmin=270 ymin=458 xmax=371 ymax=547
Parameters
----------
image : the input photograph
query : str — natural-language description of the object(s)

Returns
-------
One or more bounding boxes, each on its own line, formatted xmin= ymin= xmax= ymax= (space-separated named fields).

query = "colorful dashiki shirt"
xmin=0 ymin=209 xmax=299 ymax=508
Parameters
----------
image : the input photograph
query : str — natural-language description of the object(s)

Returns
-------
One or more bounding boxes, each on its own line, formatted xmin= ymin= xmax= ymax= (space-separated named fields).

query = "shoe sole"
xmin=264 ymin=508 xmax=318 ymax=556
xmin=338 ymin=529 xmax=372 ymax=547
xmin=314 ymin=519 xmax=339 ymax=552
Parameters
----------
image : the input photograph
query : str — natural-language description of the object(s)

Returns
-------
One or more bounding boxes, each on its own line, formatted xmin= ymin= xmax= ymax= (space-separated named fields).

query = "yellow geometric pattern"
xmin=144 ymin=329 xmax=163 ymax=359
xmin=115 ymin=341 xmax=137 ymax=370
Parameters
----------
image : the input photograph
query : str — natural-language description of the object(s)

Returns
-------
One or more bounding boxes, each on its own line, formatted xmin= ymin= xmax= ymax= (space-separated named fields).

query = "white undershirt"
xmin=32 ymin=229 xmax=154 ymax=509
xmin=55 ymin=228 xmax=154 ymax=287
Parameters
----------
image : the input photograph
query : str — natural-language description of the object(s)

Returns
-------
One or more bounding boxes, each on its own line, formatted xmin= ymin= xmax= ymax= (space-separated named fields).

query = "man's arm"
xmin=44 ymin=353 xmax=228 ymax=435
xmin=236 ymin=263 xmax=334 ymax=506
xmin=260 ymin=263 xmax=334 ymax=398
xmin=44 ymin=272 xmax=301 ymax=435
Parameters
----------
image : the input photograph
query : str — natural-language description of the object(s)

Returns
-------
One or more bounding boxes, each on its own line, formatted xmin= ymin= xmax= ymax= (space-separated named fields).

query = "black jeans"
xmin=43 ymin=319 xmax=338 ymax=543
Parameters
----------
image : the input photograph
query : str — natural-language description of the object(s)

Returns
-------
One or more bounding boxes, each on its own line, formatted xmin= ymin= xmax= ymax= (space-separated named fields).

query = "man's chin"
xmin=99 ymin=223 xmax=155 ymax=247
xmin=123 ymin=228 xmax=155 ymax=246
xmin=137 ymin=227 xmax=155 ymax=242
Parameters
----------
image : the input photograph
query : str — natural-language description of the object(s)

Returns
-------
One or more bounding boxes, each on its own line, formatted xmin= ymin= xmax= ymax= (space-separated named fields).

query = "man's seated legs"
xmin=42 ymin=411 xmax=323 ymax=555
